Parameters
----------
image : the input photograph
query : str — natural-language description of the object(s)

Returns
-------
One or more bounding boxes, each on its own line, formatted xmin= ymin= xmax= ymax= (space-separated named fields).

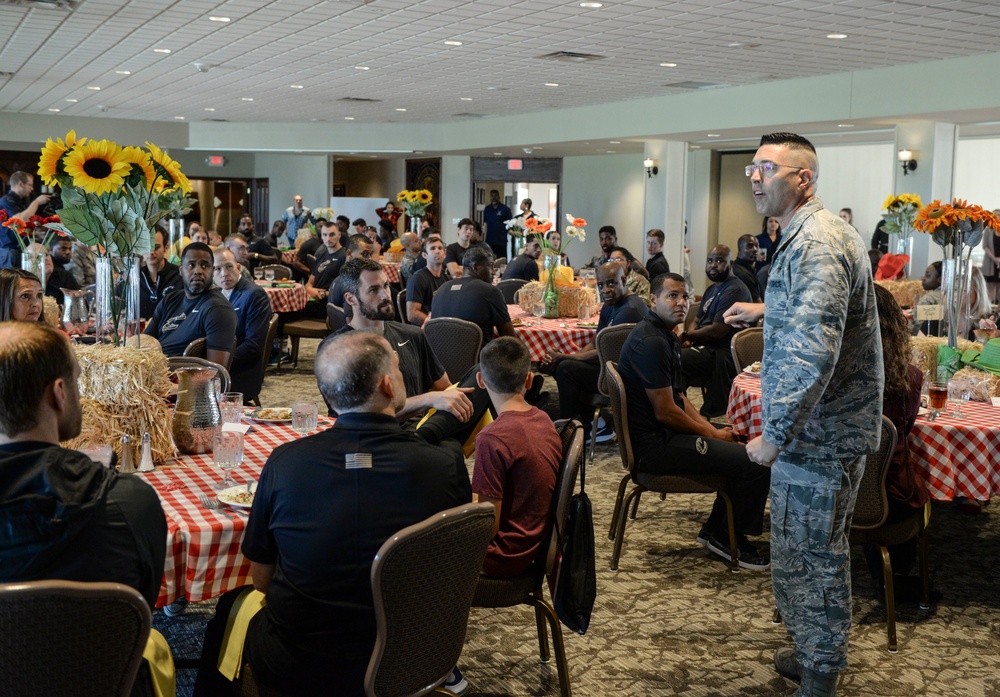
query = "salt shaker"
xmin=118 ymin=434 xmax=136 ymax=474
xmin=137 ymin=431 xmax=155 ymax=473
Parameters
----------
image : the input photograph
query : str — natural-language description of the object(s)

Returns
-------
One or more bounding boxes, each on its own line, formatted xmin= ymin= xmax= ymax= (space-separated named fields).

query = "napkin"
xmin=222 ymin=422 xmax=252 ymax=436
xmin=991 ymin=397 xmax=1000 ymax=407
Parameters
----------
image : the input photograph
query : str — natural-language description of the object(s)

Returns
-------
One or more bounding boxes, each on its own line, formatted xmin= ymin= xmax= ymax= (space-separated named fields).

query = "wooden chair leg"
xmin=611 ymin=485 xmax=643 ymax=571
xmin=880 ymin=545 xmax=898 ymax=653
xmin=608 ymin=474 xmax=630 ymax=541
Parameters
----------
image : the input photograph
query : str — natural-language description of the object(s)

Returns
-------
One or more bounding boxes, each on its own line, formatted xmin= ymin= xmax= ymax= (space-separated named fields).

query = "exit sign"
xmin=207 ymin=155 xmax=225 ymax=167
xmin=507 ymin=159 xmax=523 ymax=170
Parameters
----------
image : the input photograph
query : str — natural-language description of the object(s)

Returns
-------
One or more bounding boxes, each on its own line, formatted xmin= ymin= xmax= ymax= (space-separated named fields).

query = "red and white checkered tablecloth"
xmin=139 ymin=417 xmax=332 ymax=606
xmin=381 ymin=261 xmax=401 ymax=284
xmin=508 ymin=305 xmax=599 ymax=362
xmin=256 ymin=281 xmax=307 ymax=313
xmin=727 ymin=372 xmax=1000 ymax=502
xmin=280 ymin=250 xmax=297 ymax=266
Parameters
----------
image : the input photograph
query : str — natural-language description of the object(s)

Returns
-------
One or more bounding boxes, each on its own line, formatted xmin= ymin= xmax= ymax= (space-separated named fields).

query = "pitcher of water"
xmin=172 ymin=367 xmax=221 ymax=454
xmin=61 ymin=288 xmax=93 ymax=335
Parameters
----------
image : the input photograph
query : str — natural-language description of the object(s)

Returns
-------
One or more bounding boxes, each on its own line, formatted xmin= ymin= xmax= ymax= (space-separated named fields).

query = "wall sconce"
xmin=643 ymin=158 xmax=658 ymax=178
xmin=898 ymin=149 xmax=918 ymax=176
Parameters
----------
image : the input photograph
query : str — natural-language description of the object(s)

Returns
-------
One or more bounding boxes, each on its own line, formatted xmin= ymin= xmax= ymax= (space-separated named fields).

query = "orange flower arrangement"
xmin=914 ymin=198 xmax=1000 ymax=235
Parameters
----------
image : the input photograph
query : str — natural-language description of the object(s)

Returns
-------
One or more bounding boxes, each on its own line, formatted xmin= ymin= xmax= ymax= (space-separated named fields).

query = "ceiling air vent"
xmin=338 ymin=97 xmax=382 ymax=103
xmin=0 ymin=71 xmax=14 ymax=80
xmin=538 ymin=51 xmax=605 ymax=63
xmin=0 ymin=0 xmax=78 ymax=9
xmin=664 ymin=81 xmax=730 ymax=90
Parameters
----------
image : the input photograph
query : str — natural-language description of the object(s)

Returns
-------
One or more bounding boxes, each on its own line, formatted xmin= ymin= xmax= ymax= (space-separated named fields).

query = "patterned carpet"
xmin=159 ymin=339 xmax=1000 ymax=696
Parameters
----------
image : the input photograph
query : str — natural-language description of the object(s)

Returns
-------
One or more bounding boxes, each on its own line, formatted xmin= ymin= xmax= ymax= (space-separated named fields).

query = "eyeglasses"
xmin=745 ymin=162 xmax=803 ymax=177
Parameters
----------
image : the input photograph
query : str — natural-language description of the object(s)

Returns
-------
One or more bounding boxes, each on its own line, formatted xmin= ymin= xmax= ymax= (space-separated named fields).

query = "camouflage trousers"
xmin=770 ymin=455 xmax=864 ymax=675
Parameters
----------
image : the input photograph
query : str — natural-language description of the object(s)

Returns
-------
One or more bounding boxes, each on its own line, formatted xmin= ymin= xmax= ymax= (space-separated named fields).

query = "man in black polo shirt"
xmin=431 ymin=246 xmax=516 ymax=347
xmin=44 ymin=235 xmax=80 ymax=301
xmin=140 ymin=229 xmax=181 ymax=319
xmin=734 ymin=235 xmax=763 ymax=302
xmin=405 ymin=235 xmax=447 ymax=326
xmin=542 ymin=261 xmax=647 ymax=439
xmin=444 ymin=218 xmax=476 ymax=278
xmin=143 ymin=242 xmax=238 ymax=366
xmin=618 ymin=273 xmax=769 ymax=570
xmin=298 ymin=222 xmax=348 ymax=319
xmin=680 ymin=244 xmax=752 ymax=418
xmin=645 ymin=228 xmax=671 ymax=278
xmin=238 ymin=214 xmax=279 ymax=273
xmin=501 ymin=234 xmax=541 ymax=282
xmin=225 ymin=331 xmax=471 ymax=695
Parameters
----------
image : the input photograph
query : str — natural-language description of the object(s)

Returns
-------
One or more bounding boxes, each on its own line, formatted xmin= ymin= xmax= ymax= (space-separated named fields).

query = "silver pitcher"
xmin=61 ymin=288 xmax=92 ymax=335
xmin=172 ymin=367 xmax=221 ymax=454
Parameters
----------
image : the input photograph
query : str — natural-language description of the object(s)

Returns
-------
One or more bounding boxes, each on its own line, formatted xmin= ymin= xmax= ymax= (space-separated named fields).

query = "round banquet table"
xmin=139 ymin=416 xmax=331 ymax=606
xmin=727 ymin=372 xmax=1000 ymax=502
xmin=255 ymin=280 xmax=307 ymax=313
xmin=381 ymin=261 xmax=401 ymax=284
xmin=507 ymin=305 xmax=599 ymax=363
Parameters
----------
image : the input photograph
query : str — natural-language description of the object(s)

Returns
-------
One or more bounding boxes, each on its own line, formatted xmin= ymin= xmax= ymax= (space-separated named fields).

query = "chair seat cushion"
xmin=284 ymin=319 xmax=328 ymax=337
xmin=849 ymin=511 xmax=922 ymax=547
xmin=472 ymin=572 xmax=540 ymax=608
xmin=633 ymin=472 xmax=728 ymax=494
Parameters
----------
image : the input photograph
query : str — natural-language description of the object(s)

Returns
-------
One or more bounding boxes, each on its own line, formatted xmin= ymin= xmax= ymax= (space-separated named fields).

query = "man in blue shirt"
xmin=280 ymin=195 xmax=312 ymax=247
xmin=483 ymin=189 xmax=512 ymax=261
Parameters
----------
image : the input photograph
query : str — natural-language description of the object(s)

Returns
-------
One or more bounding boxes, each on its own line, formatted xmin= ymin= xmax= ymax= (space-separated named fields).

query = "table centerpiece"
xmin=879 ymin=193 xmax=922 ymax=278
xmin=396 ymin=188 xmax=433 ymax=234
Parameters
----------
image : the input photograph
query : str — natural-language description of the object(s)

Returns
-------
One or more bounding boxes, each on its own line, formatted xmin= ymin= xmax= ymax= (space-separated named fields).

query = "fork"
xmin=199 ymin=493 xmax=241 ymax=519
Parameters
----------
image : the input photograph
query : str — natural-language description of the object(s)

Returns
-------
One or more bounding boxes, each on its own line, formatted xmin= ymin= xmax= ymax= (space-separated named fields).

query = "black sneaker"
xmin=700 ymin=530 xmax=770 ymax=571
xmin=774 ymin=647 xmax=802 ymax=683
xmin=594 ymin=419 xmax=616 ymax=443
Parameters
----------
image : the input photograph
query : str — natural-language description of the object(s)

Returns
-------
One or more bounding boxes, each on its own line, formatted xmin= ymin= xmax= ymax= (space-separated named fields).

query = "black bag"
xmin=551 ymin=430 xmax=596 ymax=635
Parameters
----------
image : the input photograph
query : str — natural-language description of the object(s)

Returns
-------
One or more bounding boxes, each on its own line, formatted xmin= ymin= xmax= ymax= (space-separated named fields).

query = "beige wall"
xmin=716 ymin=151 xmax=760 ymax=258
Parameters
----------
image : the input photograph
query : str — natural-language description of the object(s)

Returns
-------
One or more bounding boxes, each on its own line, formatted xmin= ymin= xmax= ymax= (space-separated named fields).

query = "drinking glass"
xmin=220 ymin=392 xmax=244 ymax=425
xmin=532 ymin=300 xmax=546 ymax=318
xmin=928 ymin=381 xmax=948 ymax=417
xmin=264 ymin=268 xmax=275 ymax=282
xmin=948 ymin=379 xmax=971 ymax=418
xmin=291 ymin=401 xmax=318 ymax=435
xmin=79 ymin=444 xmax=114 ymax=468
xmin=253 ymin=266 xmax=264 ymax=281
xmin=212 ymin=431 xmax=244 ymax=491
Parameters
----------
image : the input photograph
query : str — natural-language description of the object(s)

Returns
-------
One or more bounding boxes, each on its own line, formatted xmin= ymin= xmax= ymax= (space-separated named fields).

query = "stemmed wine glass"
xmin=212 ymin=431 xmax=244 ymax=491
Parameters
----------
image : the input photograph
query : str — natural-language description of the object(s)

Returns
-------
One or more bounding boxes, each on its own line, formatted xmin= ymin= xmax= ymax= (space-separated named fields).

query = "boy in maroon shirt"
xmin=473 ymin=337 xmax=562 ymax=577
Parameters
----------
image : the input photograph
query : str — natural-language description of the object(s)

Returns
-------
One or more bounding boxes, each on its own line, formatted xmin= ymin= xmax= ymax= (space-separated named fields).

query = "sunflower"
xmin=62 ymin=138 xmax=130 ymax=195
xmin=37 ymin=130 xmax=87 ymax=186
xmin=914 ymin=200 xmax=952 ymax=233
xmin=406 ymin=190 xmax=419 ymax=203
xmin=120 ymin=146 xmax=157 ymax=190
xmin=417 ymin=189 xmax=432 ymax=204
xmin=145 ymin=142 xmax=191 ymax=194
xmin=397 ymin=190 xmax=410 ymax=202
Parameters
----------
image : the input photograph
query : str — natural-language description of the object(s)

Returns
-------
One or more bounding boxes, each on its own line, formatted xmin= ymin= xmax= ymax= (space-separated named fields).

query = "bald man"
xmin=680 ymin=244 xmax=751 ymax=417
xmin=398 ymin=231 xmax=422 ymax=285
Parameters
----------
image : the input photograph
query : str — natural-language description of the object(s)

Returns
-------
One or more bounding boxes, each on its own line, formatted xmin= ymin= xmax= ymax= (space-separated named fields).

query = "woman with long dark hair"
xmin=755 ymin=216 xmax=781 ymax=271
xmin=0 ymin=268 xmax=45 ymax=323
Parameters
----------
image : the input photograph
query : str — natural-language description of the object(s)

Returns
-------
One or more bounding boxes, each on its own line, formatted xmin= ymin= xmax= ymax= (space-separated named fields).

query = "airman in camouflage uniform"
xmin=728 ymin=133 xmax=883 ymax=696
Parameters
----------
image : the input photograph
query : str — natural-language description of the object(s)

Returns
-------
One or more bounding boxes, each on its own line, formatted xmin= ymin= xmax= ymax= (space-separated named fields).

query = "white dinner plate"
xmin=217 ymin=482 xmax=257 ymax=509
xmin=246 ymin=407 xmax=293 ymax=423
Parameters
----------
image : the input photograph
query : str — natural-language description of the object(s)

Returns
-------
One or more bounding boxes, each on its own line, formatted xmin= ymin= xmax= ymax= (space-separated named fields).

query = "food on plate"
xmin=744 ymin=361 xmax=762 ymax=374
xmin=218 ymin=489 xmax=254 ymax=506
xmin=577 ymin=321 xmax=599 ymax=328
xmin=511 ymin=318 xmax=525 ymax=326
xmin=253 ymin=407 xmax=292 ymax=421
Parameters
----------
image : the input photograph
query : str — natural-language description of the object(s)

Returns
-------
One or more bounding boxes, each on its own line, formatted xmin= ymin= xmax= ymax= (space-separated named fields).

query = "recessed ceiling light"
xmin=290 ymin=84 xmax=304 ymax=89
xmin=344 ymin=117 xmax=355 ymax=120
xmin=209 ymin=16 xmax=231 ymax=22
xmin=354 ymin=66 xmax=370 ymax=70
xmin=579 ymin=2 xmax=603 ymax=7
xmin=607 ymin=150 xmax=617 ymax=153
xmin=827 ymin=33 xmax=848 ymax=39
xmin=395 ymin=108 xmax=407 ymax=112
xmin=241 ymin=97 xmax=253 ymax=101
xmin=706 ymin=133 xmax=721 ymax=137
xmin=837 ymin=123 xmax=854 ymax=128
xmin=174 ymin=116 xmax=185 ymax=120
xmin=460 ymin=97 xmax=473 ymax=101
xmin=493 ymin=152 xmax=503 ymax=156
xmin=727 ymin=42 xmax=744 ymax=48
xmin=204 ymin=107 xmax=215 ymax=111
xmin=48 ymin=108 xmax=60 ymax=112
xmin=115 ymin=70 xmax=131 ymax=75
xmin=660 ymin=62 xmax=677 ymax=67
xmin=691 ymin=145 xmax=701 ymax=149
xmin=153 ymin=48 xmax=171 ymax=54
xmin=443 ymin=40 xmax=463 ymax=46
xmin=87 ymin=86 xmax=101 ymax=91
xmin=65 ymin=98 xmax=78 ymax=103
xmin=544 ymin=82 xmax=559 ymax=87
xmin=609 ymin=141 xmax=620 ymax=144
xmin=486 ymin=86 xmax=497 ymax=90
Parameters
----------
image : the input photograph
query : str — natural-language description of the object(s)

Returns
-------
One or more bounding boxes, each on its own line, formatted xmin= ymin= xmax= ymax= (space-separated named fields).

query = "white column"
xmin=642 ymin=139 xmax=688 ymax=277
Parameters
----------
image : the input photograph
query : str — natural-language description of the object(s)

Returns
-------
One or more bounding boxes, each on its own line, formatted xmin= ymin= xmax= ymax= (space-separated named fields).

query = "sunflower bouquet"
xmin=881 ymin=193 xmax=922 ymax=237
xmin=395 ymin=189 xmax=433 ymax=217
xmin=913 ymin=198 xmax=1000 ymax=248
xmin=37 ymin=130 xmax=192 ymax=258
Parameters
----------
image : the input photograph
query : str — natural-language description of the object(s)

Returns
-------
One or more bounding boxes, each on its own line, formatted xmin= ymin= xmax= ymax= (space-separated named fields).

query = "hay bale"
xmin=909 ymin=336 xmax=981 ymax=376
xmin=63 ymin=344 xmax=174 ymax=464
xmin=876 ymin=279 xmax=926 ymax=308
xmin=951 ymin=367 xmax=1000 ymax=401
xmin=516 ymin=281 xmax=593 ymax=318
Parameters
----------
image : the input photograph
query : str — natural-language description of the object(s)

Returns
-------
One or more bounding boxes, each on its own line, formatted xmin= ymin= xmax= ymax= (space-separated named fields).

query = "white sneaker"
xmin=443 ymin=667 xmax=469 ymax=695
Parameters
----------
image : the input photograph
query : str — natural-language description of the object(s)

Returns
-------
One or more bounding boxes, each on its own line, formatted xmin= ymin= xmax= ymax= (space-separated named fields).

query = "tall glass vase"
xmin=542 ymin=254 xmax=561 ymax=319
xmin=409 ymin=215 xmax=421 ymax=235
xmin=94 ymin=256 xmax=141 ymax=347
xmin=20 ymin=246 xmax=47 ymax=287
xmin=888 ymin=232 xmax=914 ymax=277
xmin=168 ymin=217 xmax=184 ymax=266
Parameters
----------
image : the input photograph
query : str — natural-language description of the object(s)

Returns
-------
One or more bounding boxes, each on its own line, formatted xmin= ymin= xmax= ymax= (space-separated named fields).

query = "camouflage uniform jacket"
xmin=761 ymin=198 xmax=883 ymax=489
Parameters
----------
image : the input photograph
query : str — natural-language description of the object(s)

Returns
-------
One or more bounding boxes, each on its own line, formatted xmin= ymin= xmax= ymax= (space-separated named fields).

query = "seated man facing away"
xmin=542 ymin=261 xmax=647 ymax=440
xmin=618 ymin=273 xmax=769 ymax=570
xmin=195 ymin=331 xmax=471 ymax=697
xmin=431 ymin=246 xmax=517 ymax=347
xmin=680 ymin=244 xmax=751 ymax=418
xmin=405 ymin=235 xmax=447 ymax=326
xmin=144 ymin=242 xmax=238 ymax=367
xmin=0 ymin=322 xmax=168 ymax=696
xmin=500 ymin=233 xmax=541 ymax=282
xmin=474 ymin=337 xmax=562 ymax=577
xmin=213 ymin=248 xmax=273 ymax=401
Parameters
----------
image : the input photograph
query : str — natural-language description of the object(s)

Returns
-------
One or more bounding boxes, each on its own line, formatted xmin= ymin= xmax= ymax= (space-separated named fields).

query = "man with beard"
xmin=680 ymin=244 xmax=751 ymax=418
xmin=501 ymin=233 xmax=542 ymax=282
xmin=734 ymin=234 xmax=763 ymax=302
xmin=44 ymin=235 xmax=80 ymax=301
xmin=144 ymin=242 xmax=238 ymax=366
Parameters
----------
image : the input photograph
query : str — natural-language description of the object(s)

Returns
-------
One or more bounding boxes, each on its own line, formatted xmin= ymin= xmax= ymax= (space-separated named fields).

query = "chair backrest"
xmin=545 ymin=419 xmax=586 ymax=574
xmin=395 ymin=288 xmax=407 ymax=324
xmin=327 ymin=303 xmax=347 ymax=333
xmin=259 ymin=264 xmax=292 ymax=280
xmin=183 ymin=337 xmax=207 ymax=358
xmin=496 ymin=278 xmax=528 ymax=304
xmin=730 ymin=326 xmax=764 ymax=373
xmin=851 ymin=416 xmax=898 ymax=530
xmin=0 ymin=580 xmax=151 ymax=697
xmin=423 ymin=317 xmax=483 ymax=382
xmin=365 ymin=503 xmax=496 ymax=697
xmin=260 ymin=313 xmax=279 ymax=370
xmin=167 ymin=356 xmax=231 ymax=393
xmin=605 ymin=361 xmax=635 ymax=474
xmin=595 ymin=323 xmax=636 ymax=396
